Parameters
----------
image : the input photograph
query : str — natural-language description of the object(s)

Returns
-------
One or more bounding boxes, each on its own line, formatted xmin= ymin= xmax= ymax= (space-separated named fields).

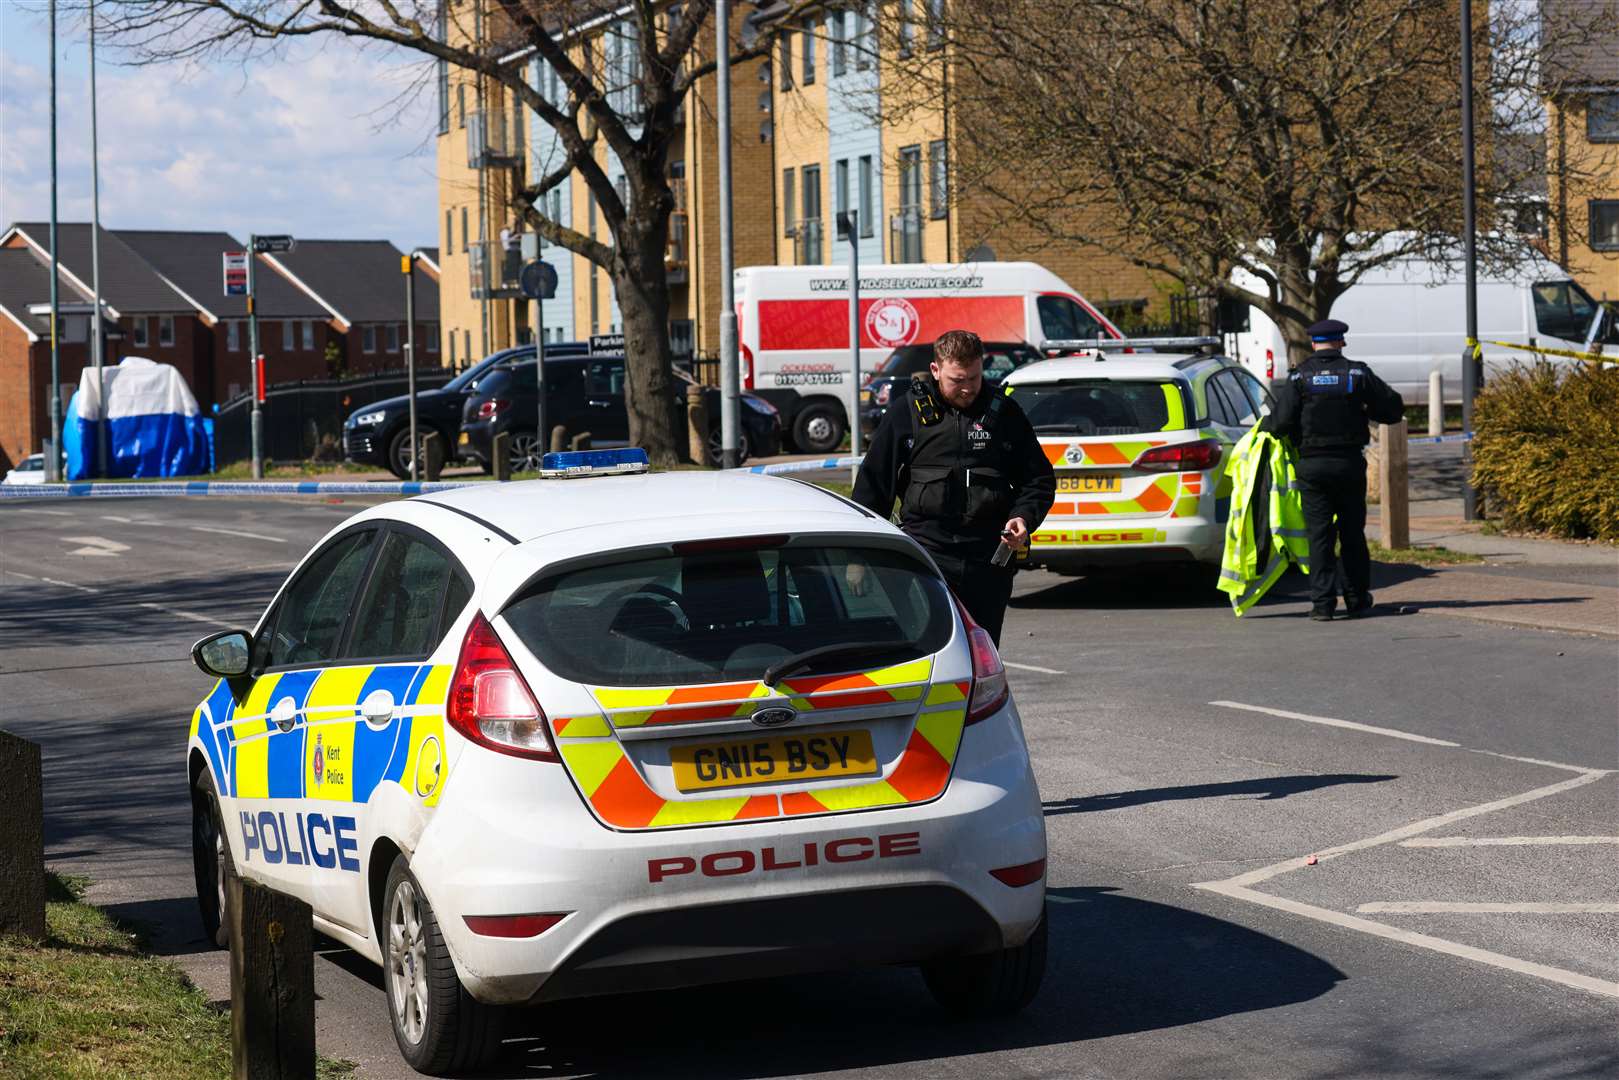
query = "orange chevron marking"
xmin=886 ymin=731 xmax=952 ymax=801
xmin=591 ymin=757 xmax=666 ymax=828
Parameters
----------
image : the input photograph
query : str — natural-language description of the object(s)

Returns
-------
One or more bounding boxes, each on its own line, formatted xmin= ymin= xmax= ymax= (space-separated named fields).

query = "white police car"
xmin=186 ymin=449 xmax=1047 ymax=1076
xmin=1002 ymin=354 xmax=1272 ymax=573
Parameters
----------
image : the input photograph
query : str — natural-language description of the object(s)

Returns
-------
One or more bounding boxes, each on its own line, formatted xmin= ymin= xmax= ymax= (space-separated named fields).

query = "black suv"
xmin=859 ymin=341 xmax=1042 ymax=435
xmin=459 ymin=355 xmax=782 ymax=472
xmin=342 ymin=342 xmax=589 ymax=477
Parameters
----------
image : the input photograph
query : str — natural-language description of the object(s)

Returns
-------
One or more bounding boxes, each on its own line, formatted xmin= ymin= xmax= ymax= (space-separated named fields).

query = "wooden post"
xmin=1379 ymin=419 xmax=1410 ymax=550
xmin=0 ymin=731 xmax=46 ymax=941
xmin=229 ymin=877 xmax=315 ymax=1080
xmin=686 ymin=383 xmax=709 ymax=464
xmin=1429 ymin=371 xmax=1444 ymax=436
xmin=548 ymin=424 xmax=569 ymax=453
xmin=491 ymin=431 xmax=511 ymax=482
xmin=422 ymin=431 xmax=444 ymax=482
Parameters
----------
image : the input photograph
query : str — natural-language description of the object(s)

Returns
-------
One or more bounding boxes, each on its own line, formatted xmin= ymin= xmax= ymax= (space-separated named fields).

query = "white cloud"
xmin=1 ymin=19 xmax=437 ymax=249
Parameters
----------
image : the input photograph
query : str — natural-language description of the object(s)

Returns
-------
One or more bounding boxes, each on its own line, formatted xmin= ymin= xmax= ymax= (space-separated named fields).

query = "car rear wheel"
xmin=191 ymin=768 xmax=234 ymax=949
xmin=922 ymin=907 xmax=1047 ymax=1018
xmin=387 ymin=426 xmax=437 ymax=480
xmin=705 ymin=426 xmax=751 ymax=467
xmin=382 ymin=856 xmax=504 ymax=1075
xmin=506 ymin=430 xmax=543 ymax=474
xmin=792 ymin=402 xmax=846 ymax=454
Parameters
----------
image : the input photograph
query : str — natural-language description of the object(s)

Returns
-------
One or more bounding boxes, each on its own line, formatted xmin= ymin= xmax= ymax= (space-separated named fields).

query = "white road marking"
xmin=1209 ymin=700 xmax=1461 ymax=747
xmin=40 ymin=577 xmax=100 ymax=593
xmin=1401 ymin=835 xmax=1619 ymax=848
xmin=1004 ymin=661 xmax=1066 ymax=675
xmin=135 ymin=601 xmax=234 ymax=627
xmin=1358 ymin=901 xmax=1619 ymax=915
xmin=1047 ymin=895 xmax=1084 ymax=905
xmin=188 ymin=525 xmax=287 ymax=543
xmin=2 ymin=569 xmax=39 ymax=580
xmin=10 ymin=507 xmax=72 ymax=516
xmin=63 ymin=535 xmax=130 ymax=557
xmin=101 ymin=514 xmax=134 ymax=523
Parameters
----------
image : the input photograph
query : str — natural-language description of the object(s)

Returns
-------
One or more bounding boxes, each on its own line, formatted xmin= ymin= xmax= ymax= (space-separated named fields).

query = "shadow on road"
xmin=1041 ymin=773 xmax=1397 ymax=816
xmin=1012 ymin=567 xmax=1230 ymax=611
xmin=477 ymin=886 xmax=1344 ymax=1078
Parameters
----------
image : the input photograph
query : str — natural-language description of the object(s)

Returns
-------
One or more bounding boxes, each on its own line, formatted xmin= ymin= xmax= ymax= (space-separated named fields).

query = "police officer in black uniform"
xmin=852 ymin=329 xmax=1055 ymax=644
xmin=1263 ymin=319 xmax=1405 ymax=621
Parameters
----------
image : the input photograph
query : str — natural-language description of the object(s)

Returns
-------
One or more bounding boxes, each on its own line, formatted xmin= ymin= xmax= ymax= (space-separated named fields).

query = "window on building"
xmin=928 ymin=139 xmax=949 ymax=218
xmin=302 ymin=320 xmax=314 ymax=351
xmin=927 ymin=0 xmax=946 ymax=49
xmin=858 ymin=155 xmax=875 ymax=237
xmin=588 ymin=191 xmax=597 ymax=238
xmin=856 ymin=4 xmax=874 ymax=70
xmin=62 ymin=315 xmax=87 ymax=343
xmin=363 ymin=325 xmax=377 ymax=353
xmin=463 ymin=329 xmax=471 ymax=362
xmin=802 ymin=16 xmax=817 ymax=84
xmin=457 ymin=83 xmax=466 ymax=128
xmin=387 ymin=324 xmax=401 ymax=353
xmin=227 ymin=320 xmax=240 ymax=352
xmin=1590 ymin=201 xmax=1619 ymax=252
xmin=444 ymin=209 xmax=452 ymax=254
xmin=835 ymin=158 xmax=850 ymax=228
xmin=898 ymin=0 xmax=914 ymax=57
xmin=282 ymin=320 xmax=294 ymax=350
xmin=132 ymin=317 xmax=148 ymax=348
xmin=427 ymin=323 xmax=439 ymax=352
xmin=779 ymin=31 xmax=793 ymax=90
xmin=460 ymin=207 xmax=468 ymax=255
xmin=783 ymin=167 xmax=797 ymax=237
xmin=159 ymin=315 xmax=175 ymax=347
xmin=449 ymin=330 xmax=457 ymax=365
xmin=897 ymin=145 xmax=923 ymax=261
xmin=832 ymin=10 xmax=847 ymax=76
xmin=801 ymin=164 xmax=823 ymax=263
xmin=590 ymin=269 xmax=600 ymax=334
xmin=438 ymin=59 xmax=449 ymax=135
xmin=1588 ymin=94 xmax=1619 ymax=142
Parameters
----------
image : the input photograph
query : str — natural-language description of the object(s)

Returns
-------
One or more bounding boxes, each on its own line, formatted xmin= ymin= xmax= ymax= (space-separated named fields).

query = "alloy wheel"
xmin=388 ymin=880 xmax=429 ymax=1046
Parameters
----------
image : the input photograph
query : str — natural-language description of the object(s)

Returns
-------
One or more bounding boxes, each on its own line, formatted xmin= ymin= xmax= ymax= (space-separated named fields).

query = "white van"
xmin=1227 ymin=252 xmax=1618 ymax=404
xmin=735 ymin=262 xmax=1123 ymax=452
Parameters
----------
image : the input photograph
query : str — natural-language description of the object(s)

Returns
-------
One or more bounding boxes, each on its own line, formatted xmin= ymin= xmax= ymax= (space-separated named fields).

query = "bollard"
xmin=570 ymin=430 xmax=593 ymax=452
xmin=686 ymin=383 xmax=710 ymax=464
xmin=491 ymin=431 xmax=511 ymax=482
xmin=1379 ymin=419 xmax=1410 ymax=550
xmin=229 ymin=877 xmax=315 ymax=1080
xmin=422 ymin=431 xmax=444 ymax=482
xmin=0 ymin=731 xmax=46 ymax=941
xmin=549 ymin=424 xmax=570 ymax=454
xmin=1429 ymin=371 xmax=1444 ymax=435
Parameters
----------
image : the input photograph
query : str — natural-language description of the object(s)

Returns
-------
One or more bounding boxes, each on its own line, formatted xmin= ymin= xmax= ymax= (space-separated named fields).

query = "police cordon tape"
xmin=1407 ymin=432 xmax=1473 ymax=445
xmin=739 ymin=456 xmax=864 ymax=475
xmin=1468 ymin=337 xmax=1615 ymax=365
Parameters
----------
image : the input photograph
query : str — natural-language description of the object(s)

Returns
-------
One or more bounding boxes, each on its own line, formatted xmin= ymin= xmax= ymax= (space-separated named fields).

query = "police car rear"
xmin=185 ymin=449 xmax=1045 ymax=1076
xmin=1002 ymin=354 xmax=1272 ymax=572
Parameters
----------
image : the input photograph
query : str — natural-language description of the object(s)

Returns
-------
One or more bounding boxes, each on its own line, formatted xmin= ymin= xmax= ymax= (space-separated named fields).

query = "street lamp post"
xmin=839 ymin=211 xmax=861 ymax=485
xmin=47 ymin=0 xmax=62 ymax=482
xmin=717 ymin=0 xmax=742 ymax=469
xmin=247 ymin=237 xmax=263 ymax=479
xmin=1459 ymin=0 xmax=1481 ymax=521
xmin=89 ymin=0 xmax=108 ymax=478
xmin=404 ymin=254 xmax=418 ymax=481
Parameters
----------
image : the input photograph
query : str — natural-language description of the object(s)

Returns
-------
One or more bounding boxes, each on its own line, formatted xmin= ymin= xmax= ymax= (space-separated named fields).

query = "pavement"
xmin=1 ymin=472 xmax=1615 ymax=1078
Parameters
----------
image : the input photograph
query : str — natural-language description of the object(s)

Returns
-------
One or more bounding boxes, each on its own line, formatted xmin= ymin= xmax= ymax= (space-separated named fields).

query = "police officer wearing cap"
xmin=1263 ymin=318 xmax=1405 ymax=620
xmin=852 ymin=329 xmax=1055 ymax=644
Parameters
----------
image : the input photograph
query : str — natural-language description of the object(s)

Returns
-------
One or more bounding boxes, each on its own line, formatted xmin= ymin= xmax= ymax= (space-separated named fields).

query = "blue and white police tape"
xmin=1407 ymin=433 xmax=1473 ymax=445
xmin=736 ymin=456 xmax=864 ymax=475
xmin=0 ymin=480 xmax=480 ymax=498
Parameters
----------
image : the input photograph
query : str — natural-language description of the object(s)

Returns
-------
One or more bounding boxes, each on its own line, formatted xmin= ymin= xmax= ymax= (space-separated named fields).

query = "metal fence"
xmin=213 ymin=367 xmax=455 ymax=465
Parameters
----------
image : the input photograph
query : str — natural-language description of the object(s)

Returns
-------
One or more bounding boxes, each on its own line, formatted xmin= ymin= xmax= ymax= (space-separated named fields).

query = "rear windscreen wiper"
xmin=762 ymin=642 xmax=916 ymax=688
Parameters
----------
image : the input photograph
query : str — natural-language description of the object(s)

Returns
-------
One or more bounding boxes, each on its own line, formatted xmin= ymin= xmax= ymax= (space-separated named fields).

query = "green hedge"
xmin=1471 ymin=361 xmax=1619 ymax=541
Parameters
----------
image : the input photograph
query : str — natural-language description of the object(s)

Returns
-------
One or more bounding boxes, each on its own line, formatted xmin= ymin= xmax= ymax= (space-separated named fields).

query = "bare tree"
xmin=905 ymin=0 xmax=1618 ymax=366
xmin=94 ymin=0 xmax=789 ymax=464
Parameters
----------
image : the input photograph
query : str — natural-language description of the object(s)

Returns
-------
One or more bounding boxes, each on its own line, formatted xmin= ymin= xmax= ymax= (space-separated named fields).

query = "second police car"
xmin=1001 ymin=351 xmax=1273 ymax=574
xmin=186 ymin=449 xmax=1047 ymax=1076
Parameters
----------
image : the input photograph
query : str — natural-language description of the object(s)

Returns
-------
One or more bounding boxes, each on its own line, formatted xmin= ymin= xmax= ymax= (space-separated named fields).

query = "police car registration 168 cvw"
xmin=185 ymin=449 xmax=1047 ymax=1076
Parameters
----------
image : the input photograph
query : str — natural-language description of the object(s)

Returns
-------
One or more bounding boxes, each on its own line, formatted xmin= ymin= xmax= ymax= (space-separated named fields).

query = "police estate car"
xmin=1002 ymin=353 xmax=1272 ymax=574
xmin=186 ymin=449 xmax=1047 ymax=1075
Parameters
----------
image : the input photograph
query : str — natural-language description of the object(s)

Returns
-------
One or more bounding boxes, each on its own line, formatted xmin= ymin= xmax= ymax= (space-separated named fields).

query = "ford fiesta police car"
xmin=1002 ymin=352 xmax=1273 ymax=574
xmin=185 ymin=449 xmax=1047 ymax=1075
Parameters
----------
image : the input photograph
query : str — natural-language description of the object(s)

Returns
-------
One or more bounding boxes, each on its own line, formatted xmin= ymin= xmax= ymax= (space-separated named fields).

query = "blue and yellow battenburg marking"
xmin=190 ymin=662 xmax=452 ymax=807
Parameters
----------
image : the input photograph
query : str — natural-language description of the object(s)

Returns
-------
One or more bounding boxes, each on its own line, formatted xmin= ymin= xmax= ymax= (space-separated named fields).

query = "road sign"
xmin=589 ymin=333 xmax=625 ymax=355
xmin=253 ymin=235 xmax=296 ymax=255
xmin=223 ymin=252 xmax=248 ymax=296
xmin=520 ymin=259 xmax=558 ymax=300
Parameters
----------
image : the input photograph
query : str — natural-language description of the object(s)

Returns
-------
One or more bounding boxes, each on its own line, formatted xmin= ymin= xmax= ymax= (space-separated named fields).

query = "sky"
xmin=0 ymin=1 xmax=439 ymax=252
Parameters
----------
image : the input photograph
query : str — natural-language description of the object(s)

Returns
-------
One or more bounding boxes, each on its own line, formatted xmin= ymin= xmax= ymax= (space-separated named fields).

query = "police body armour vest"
xmin=902 ymin=377 xmax=1012 ymax=527
xmin=1297 ymin=357 xmax=1371 ymax=453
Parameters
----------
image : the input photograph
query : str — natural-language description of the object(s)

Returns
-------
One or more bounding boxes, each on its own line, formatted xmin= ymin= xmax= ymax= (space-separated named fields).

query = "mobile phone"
xmin=991 ymin=539 xmax=1015 ymax=567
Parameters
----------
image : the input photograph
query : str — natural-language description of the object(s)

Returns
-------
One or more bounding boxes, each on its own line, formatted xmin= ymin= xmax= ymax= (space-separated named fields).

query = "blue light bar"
xmin=539 ymin=447 xmax=651 ymax=479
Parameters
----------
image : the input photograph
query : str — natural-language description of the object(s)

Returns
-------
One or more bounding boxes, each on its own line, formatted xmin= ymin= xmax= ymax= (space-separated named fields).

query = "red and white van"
xmin=735 ymin=262 xmax=1122 ymax=452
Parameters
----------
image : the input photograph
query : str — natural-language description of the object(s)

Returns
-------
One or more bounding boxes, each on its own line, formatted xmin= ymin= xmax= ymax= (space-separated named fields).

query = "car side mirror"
xmin=192 ymin=629 xmax=253 ymax=679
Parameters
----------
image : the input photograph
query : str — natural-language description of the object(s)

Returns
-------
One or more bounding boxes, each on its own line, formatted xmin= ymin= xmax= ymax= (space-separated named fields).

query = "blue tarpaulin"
xmin=65 ymin=357 xmax=213 ymax=480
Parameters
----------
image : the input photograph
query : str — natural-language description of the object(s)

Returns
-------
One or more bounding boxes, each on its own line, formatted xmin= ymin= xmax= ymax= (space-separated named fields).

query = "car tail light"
xmin=671 ymin=534 xmax=788 ymax=555
xmin=463 ymin=913 xmax=568 ymax=938
xmin=953 ymin=598 xmax=1009 ymax=725
xmin=1265 ymin=348 xmax=1275 ymax=380
xmin=1135 ymin=438 xmax=1222 ymax=473
xmin=446 ymin=612 xmax=557 ymax=761
xmin=476 ymin=398 xmax=510 ymax=420
xmin=989 ymin=858 xmax=1046 ymax=887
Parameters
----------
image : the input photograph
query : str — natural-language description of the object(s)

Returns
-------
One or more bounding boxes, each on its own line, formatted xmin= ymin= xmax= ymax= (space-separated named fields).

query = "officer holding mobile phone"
xmin=851 ymin=330 xmax=1055 ymax=644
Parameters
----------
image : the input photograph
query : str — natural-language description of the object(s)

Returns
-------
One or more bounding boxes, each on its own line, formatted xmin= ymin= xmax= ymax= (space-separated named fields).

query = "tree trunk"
xmin=613 ymin=215 xmax=683 ymax=467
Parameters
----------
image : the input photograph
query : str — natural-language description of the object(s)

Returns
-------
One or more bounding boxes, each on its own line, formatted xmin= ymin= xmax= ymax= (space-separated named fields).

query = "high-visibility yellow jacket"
xmin=1218 ymin=428 xmax=1309 ymax=616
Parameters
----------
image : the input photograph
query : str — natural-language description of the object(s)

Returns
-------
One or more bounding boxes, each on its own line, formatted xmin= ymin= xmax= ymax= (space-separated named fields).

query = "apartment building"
xmin=1545 ymin=0 xmax=1619 ymax=300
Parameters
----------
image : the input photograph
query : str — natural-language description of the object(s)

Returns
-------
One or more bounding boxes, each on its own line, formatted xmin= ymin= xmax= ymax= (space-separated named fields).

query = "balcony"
xmin=469 ymin=239 xmax=526 ymax=300
xmin=467 ymin=108 xmax=520 ymax=169
xmin=665 ymin=212 xmax=689 ymax=285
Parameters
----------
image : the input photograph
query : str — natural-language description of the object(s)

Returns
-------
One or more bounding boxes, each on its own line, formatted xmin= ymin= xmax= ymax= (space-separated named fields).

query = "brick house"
xmin=261 ymin=240 xmax=441 ymax=375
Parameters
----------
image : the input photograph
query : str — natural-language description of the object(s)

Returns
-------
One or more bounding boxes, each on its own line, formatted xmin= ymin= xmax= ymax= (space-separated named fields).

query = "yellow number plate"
xmin=670 ymin=730 xmax=877 ymax=792
xmin=457 ymin=431 xmax=470 ymax=446
xmin=1057 ymin=473 xmax=1121 ymax=494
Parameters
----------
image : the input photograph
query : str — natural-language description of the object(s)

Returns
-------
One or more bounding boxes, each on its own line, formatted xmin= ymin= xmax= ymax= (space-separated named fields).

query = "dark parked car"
xmin=458 ymin=355 xmax=782 ymax=472
xmin=342 ymin=342 xmax=588 ymax=478
xmin=859 ymin=341 xmax=1043 ymax=435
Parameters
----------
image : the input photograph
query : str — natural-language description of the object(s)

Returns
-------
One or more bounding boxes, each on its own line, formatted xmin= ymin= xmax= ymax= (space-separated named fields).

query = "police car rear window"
xmin=501 ymin=544 xmax=953 ymax=686
xmin=1012 ymin=380 xmax=1187 ymax=436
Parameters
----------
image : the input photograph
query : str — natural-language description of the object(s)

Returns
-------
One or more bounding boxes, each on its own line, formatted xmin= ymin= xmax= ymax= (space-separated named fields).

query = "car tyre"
xmin=191 ymin=768 xmax=234 ymax=950
xmin=705 ymin=426 xmax=751 ymax=467
xmin=792 ymin=402 xmax=846 ymax=454
xmin=382 ymin=856 xmax=505 ymax=1076
xmin=506 ymin=429 xmax=543 ymax=474
xmin=922 ymin=907 xmax=1047 ymax=1018
xmin=386 ymin=426 xmax=439 ymax=481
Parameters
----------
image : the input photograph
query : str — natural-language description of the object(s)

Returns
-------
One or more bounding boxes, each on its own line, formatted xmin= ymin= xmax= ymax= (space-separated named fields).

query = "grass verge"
xmin=1369 ymin=541 xmax=1486 ymax=566
xmin=0 ymin=874 xmax=355 ymax=1080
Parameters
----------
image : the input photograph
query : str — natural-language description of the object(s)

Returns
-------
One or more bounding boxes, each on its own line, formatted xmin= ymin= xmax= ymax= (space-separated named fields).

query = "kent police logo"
xmin=312 ymin=733 xmax=325 ymax=786
xmin=1064 ymin=443 xmax=1086 ymax=465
